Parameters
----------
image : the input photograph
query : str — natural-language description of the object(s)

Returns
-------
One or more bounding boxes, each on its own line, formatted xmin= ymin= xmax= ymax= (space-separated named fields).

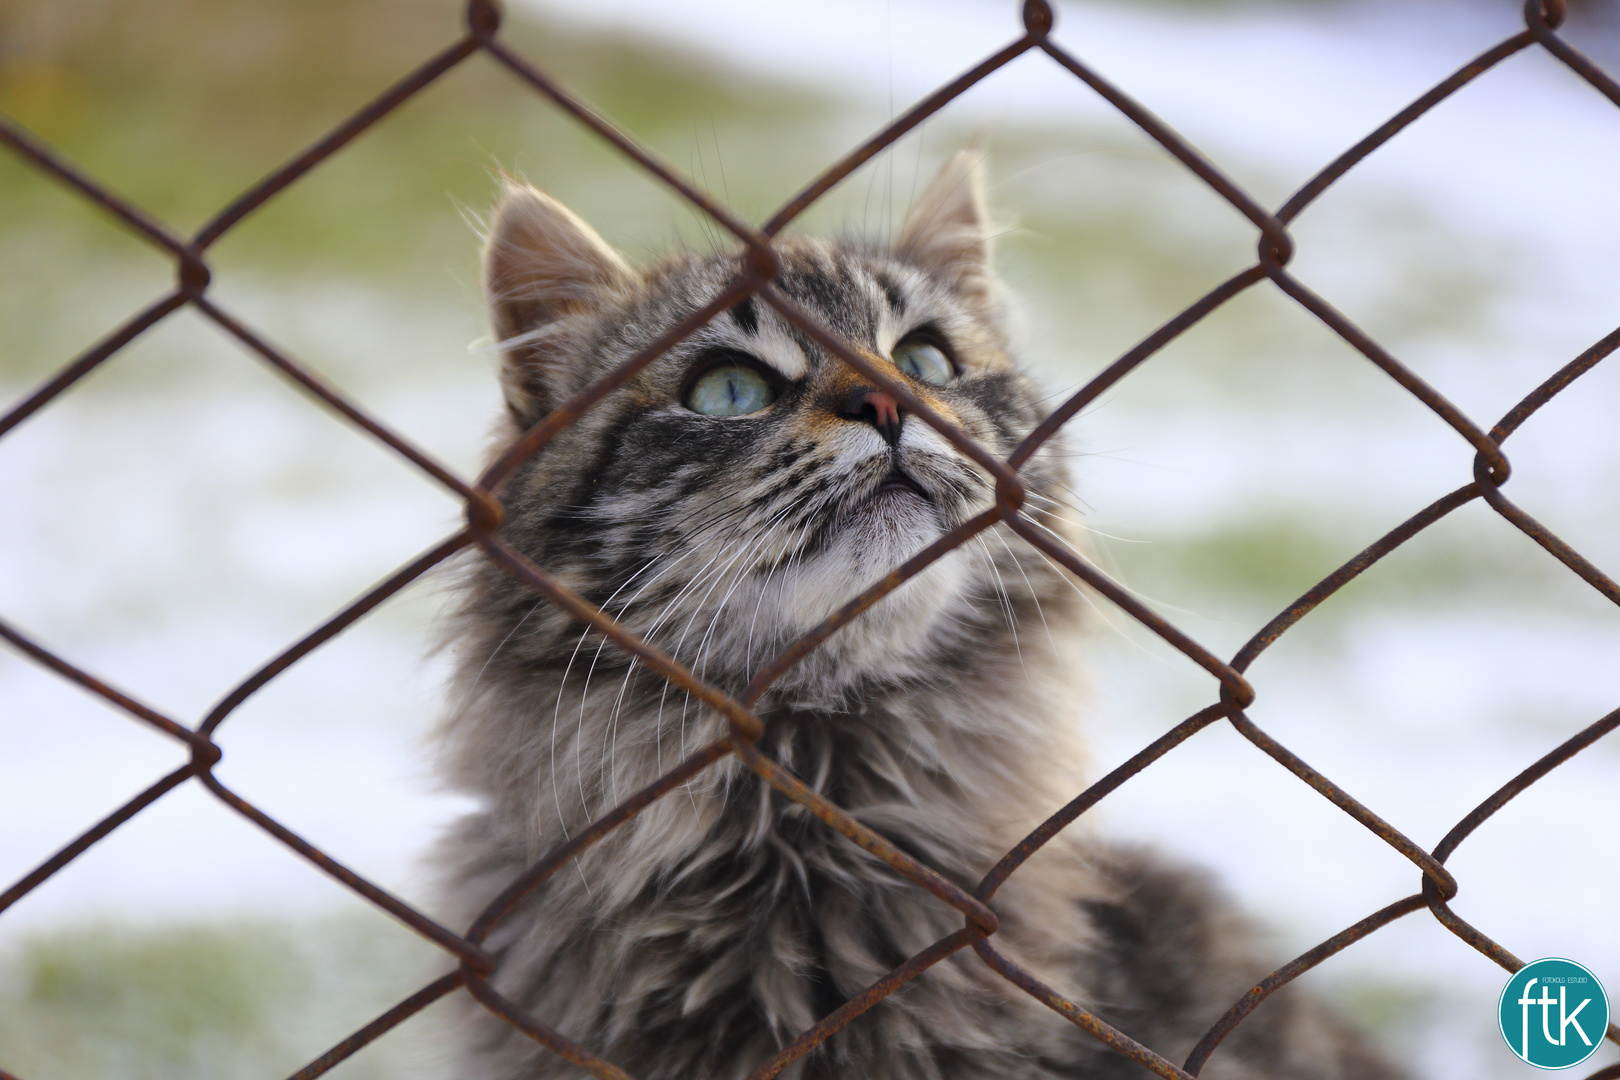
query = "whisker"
xmin=1015 ymin=510 xmax=1211 ymax=622
xmin=972 ymin=534 xmax=1026 ymax=679
xmin=990 ymin=525 xmax=1058 ymax=657
xmin=1021 ymin=489 xmax=1144 ymax=546
xmin=467 ymin=595 xmax=545 ymax=697
xmin=599 ymin=531 xmax=761 ymax=806
xmin=666 ymin=502 xmax=803 ymax=772
xmin=1008 ymin=518 xmax=1191 ymax=670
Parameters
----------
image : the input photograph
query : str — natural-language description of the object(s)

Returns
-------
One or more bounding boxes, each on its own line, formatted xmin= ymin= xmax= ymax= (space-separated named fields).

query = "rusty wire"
xmin=2 ymin=0 xmax=1618 ymax=1077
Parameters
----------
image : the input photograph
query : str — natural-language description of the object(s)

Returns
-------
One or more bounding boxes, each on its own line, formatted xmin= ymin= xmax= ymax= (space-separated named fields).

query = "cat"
xmin=432 ymin=152 xmax=1405 ymax=1080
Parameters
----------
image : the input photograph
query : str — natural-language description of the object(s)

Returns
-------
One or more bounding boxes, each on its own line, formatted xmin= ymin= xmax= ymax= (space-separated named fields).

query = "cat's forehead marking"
xmin=773 ymin=247 xmax=882 ymax=346
xmin=749 ymin=319 xmax=810 ymax=380
xmin=694 ymin=246 xmax=902 ymax=381
xmin=729 ymin=296 xmax=760 ymax=336
xmin=872 ymin=268 xmax=908 ymax=316
xmin=679 ymin=304 xmax=809 ymax=380
xmin=669 ymin=245 xmax=976 ymax=380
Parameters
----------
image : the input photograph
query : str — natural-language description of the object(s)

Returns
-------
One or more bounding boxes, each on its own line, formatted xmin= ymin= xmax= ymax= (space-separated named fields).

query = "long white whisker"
xmin=1022 ymin=488 xmax=1146 ymax=545
xmin=1010 ymin=518 xmax=1186 ymax=669
xmin=973 ymin=534 xmax=1025 ymax=678
xmin=746 ymin=509 xmax=818 ymax=678
xmin=668 ymin=502 xmax=803 ymax=781
xmin=991 ymin=525 xmax=1057 ymax=656
xmin=579 ymin=485 xmax=808 ymax=783
xmin=467 ymin=597 xmax=544 ymax=697
xmin=695 ymin=498 xmax=807 ymax=678
xmin=593 ymin=530 xmax=762 ymax=807
xmin=628 ymin=491 xmax=805 ymax=805
xmin=666 ymin=526 xmax=782 ymax=809
xmin=553 ymin=541 xmax=707 ymax=829
xmin=1015 ymin=510 xmax=1210 ymax=621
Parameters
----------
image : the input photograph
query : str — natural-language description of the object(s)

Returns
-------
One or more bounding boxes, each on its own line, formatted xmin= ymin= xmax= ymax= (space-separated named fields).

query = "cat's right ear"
xmin=896 ymin=150 xmax=993 ymax=306
xmin=483 ymin=181 xmax=631 ymax=423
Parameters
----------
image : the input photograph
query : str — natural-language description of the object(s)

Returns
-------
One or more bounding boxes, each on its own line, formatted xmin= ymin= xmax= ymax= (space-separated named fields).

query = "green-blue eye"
xmin=685 ymin=363 xmax=776 ymax=416
xmin=893 ymin=339 xmax=955 ymax=386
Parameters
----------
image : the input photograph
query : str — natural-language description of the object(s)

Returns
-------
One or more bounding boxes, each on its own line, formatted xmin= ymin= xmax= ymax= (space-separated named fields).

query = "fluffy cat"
xmin=433 ymin=153 xmax=1404 ymax=1080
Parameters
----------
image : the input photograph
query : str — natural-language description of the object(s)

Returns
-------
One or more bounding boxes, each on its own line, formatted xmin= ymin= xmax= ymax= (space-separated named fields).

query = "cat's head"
xmin=478 ymin=153 xmax=1078 ymax=699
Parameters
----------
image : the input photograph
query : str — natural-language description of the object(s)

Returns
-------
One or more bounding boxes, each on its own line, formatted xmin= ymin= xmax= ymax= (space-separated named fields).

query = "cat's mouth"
xmin=776 ymin=459 xmax=942 ymax=570
xmin=872 ymin=465 xmax=930 ymax=503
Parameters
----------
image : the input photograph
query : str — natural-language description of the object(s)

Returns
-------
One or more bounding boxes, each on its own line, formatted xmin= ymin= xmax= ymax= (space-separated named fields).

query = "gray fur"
xmin=433 ymin=160 xmax=1407 ymax=1080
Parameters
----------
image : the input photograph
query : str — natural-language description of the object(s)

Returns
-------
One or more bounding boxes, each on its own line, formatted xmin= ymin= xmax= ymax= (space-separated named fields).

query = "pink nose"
xmin=840 ymin=387 xmax=903 ymax=446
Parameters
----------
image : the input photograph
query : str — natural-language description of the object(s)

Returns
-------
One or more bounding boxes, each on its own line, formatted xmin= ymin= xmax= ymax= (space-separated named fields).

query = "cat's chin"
xmin=853 ymin=484 xmax=934 ymax=530
xmin=838 ymin=484 xmax=941 ymax=564
xmin=768 ymin=501 xmax=970 ymax=658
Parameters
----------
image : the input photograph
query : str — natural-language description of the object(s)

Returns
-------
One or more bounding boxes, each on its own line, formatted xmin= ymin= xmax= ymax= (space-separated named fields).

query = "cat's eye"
xmin=685 ymin=362 xmax=777 ymax=416
xmin=892 ymin=338 xmax=955 ymax=386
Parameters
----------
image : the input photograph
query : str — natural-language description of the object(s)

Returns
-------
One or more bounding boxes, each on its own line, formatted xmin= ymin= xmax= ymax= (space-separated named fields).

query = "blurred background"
xmin=1 ymin=0 xmax=1617 ymax=1077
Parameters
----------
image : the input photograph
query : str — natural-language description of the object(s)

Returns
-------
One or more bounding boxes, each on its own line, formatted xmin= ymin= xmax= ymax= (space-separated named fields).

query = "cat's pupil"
xmin=686 ymin=362 xmax=776 ymax=416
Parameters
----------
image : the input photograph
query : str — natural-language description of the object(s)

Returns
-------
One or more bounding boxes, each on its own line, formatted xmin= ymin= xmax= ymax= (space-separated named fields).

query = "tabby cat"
xmin=433 ymin=153 xmax=1404 ymax=1080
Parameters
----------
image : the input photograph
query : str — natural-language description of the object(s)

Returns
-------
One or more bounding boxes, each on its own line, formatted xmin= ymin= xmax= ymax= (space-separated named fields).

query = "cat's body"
xmin=434 ymin=155 xmax=1403 ymax=1080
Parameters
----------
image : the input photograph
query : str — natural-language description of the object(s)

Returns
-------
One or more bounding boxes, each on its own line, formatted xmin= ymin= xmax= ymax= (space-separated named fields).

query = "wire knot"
xmin=1023 ymin=0 xmax=1055 ymax=39
xmin=1256 ymin=225 xmax=1294 ymax=272
xmin=1219 ymin=675 xmax=1257 ymax=711
xmin=467 ymin=0 xmax=502 ymax=41
xmin=743 ymin=242 xmax=782 ymax=285
xmin=190 ymin=739 xmax=223 ymax=770
xmin=994 ymin=474 xmax=1026 ymax=516
xmin=466 ymin=489 xmax=506 ymax=534
xmin=177 ymin=251 xmax=212 ymax=297
xmin=1473 ymin=446 xmax=1512 ymax=489
xmin=1524 ymin=0 xmax=1568 ymax=31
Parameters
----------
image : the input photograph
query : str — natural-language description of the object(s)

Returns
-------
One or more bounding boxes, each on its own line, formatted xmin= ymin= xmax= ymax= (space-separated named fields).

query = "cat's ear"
xmin=484 ymin=181 xmax=630 ymax=339
xmin=896 ymin=150 xmax=993 ymax=302
xmin=483 ymin=181 xmax=630 ymax=421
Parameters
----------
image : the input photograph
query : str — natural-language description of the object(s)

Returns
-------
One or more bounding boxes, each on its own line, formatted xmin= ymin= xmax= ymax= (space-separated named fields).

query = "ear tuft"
xmin=896 ymin=150 xmax=993 ymax=301
xmin=483 ymin=181 xmax=630 ymax=346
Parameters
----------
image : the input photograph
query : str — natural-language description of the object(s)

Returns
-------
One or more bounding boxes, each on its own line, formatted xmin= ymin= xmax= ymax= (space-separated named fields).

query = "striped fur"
xmin=432 ymin=156 xmax=1404 ymax=1080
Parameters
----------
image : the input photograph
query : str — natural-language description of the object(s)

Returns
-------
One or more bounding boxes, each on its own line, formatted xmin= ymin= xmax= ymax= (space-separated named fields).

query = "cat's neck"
xmin=451 ymin=626 xmax=1085 ymax=899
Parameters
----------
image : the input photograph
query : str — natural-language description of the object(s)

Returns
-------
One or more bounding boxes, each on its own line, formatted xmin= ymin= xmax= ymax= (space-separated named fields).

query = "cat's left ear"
xmin=482 ymin=180 xmax=631 ymax=424
xmin=896 ymin=150 xmax=994 ymax=303
xmin=483 ymin=181 xmax=631 ymax=345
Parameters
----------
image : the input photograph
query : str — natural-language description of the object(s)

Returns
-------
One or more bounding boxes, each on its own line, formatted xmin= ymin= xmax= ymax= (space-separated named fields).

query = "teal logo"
xmin=1499 ymin=958 xmax=1610 ymax=1069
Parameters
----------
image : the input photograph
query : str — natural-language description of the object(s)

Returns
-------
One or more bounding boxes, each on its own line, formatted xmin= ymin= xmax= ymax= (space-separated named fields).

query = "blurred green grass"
xmin=1114 ymin=506 xmax=1586 ymax=616
xmin=0 ymin=916 xmax=449 ymax=1080
xmin=0 ymin=0 xmax=824 ymax=268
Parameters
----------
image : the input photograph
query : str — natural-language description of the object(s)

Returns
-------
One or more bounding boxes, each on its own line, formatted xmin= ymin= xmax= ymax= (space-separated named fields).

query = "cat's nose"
xmin=838 ymin=387 xmax=903 ymax=446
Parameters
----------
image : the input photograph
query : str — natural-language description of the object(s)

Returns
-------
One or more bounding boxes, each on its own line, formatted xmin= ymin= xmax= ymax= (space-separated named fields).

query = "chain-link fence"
xmin=2 ymin=1 xmax=1618 ymax=1077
